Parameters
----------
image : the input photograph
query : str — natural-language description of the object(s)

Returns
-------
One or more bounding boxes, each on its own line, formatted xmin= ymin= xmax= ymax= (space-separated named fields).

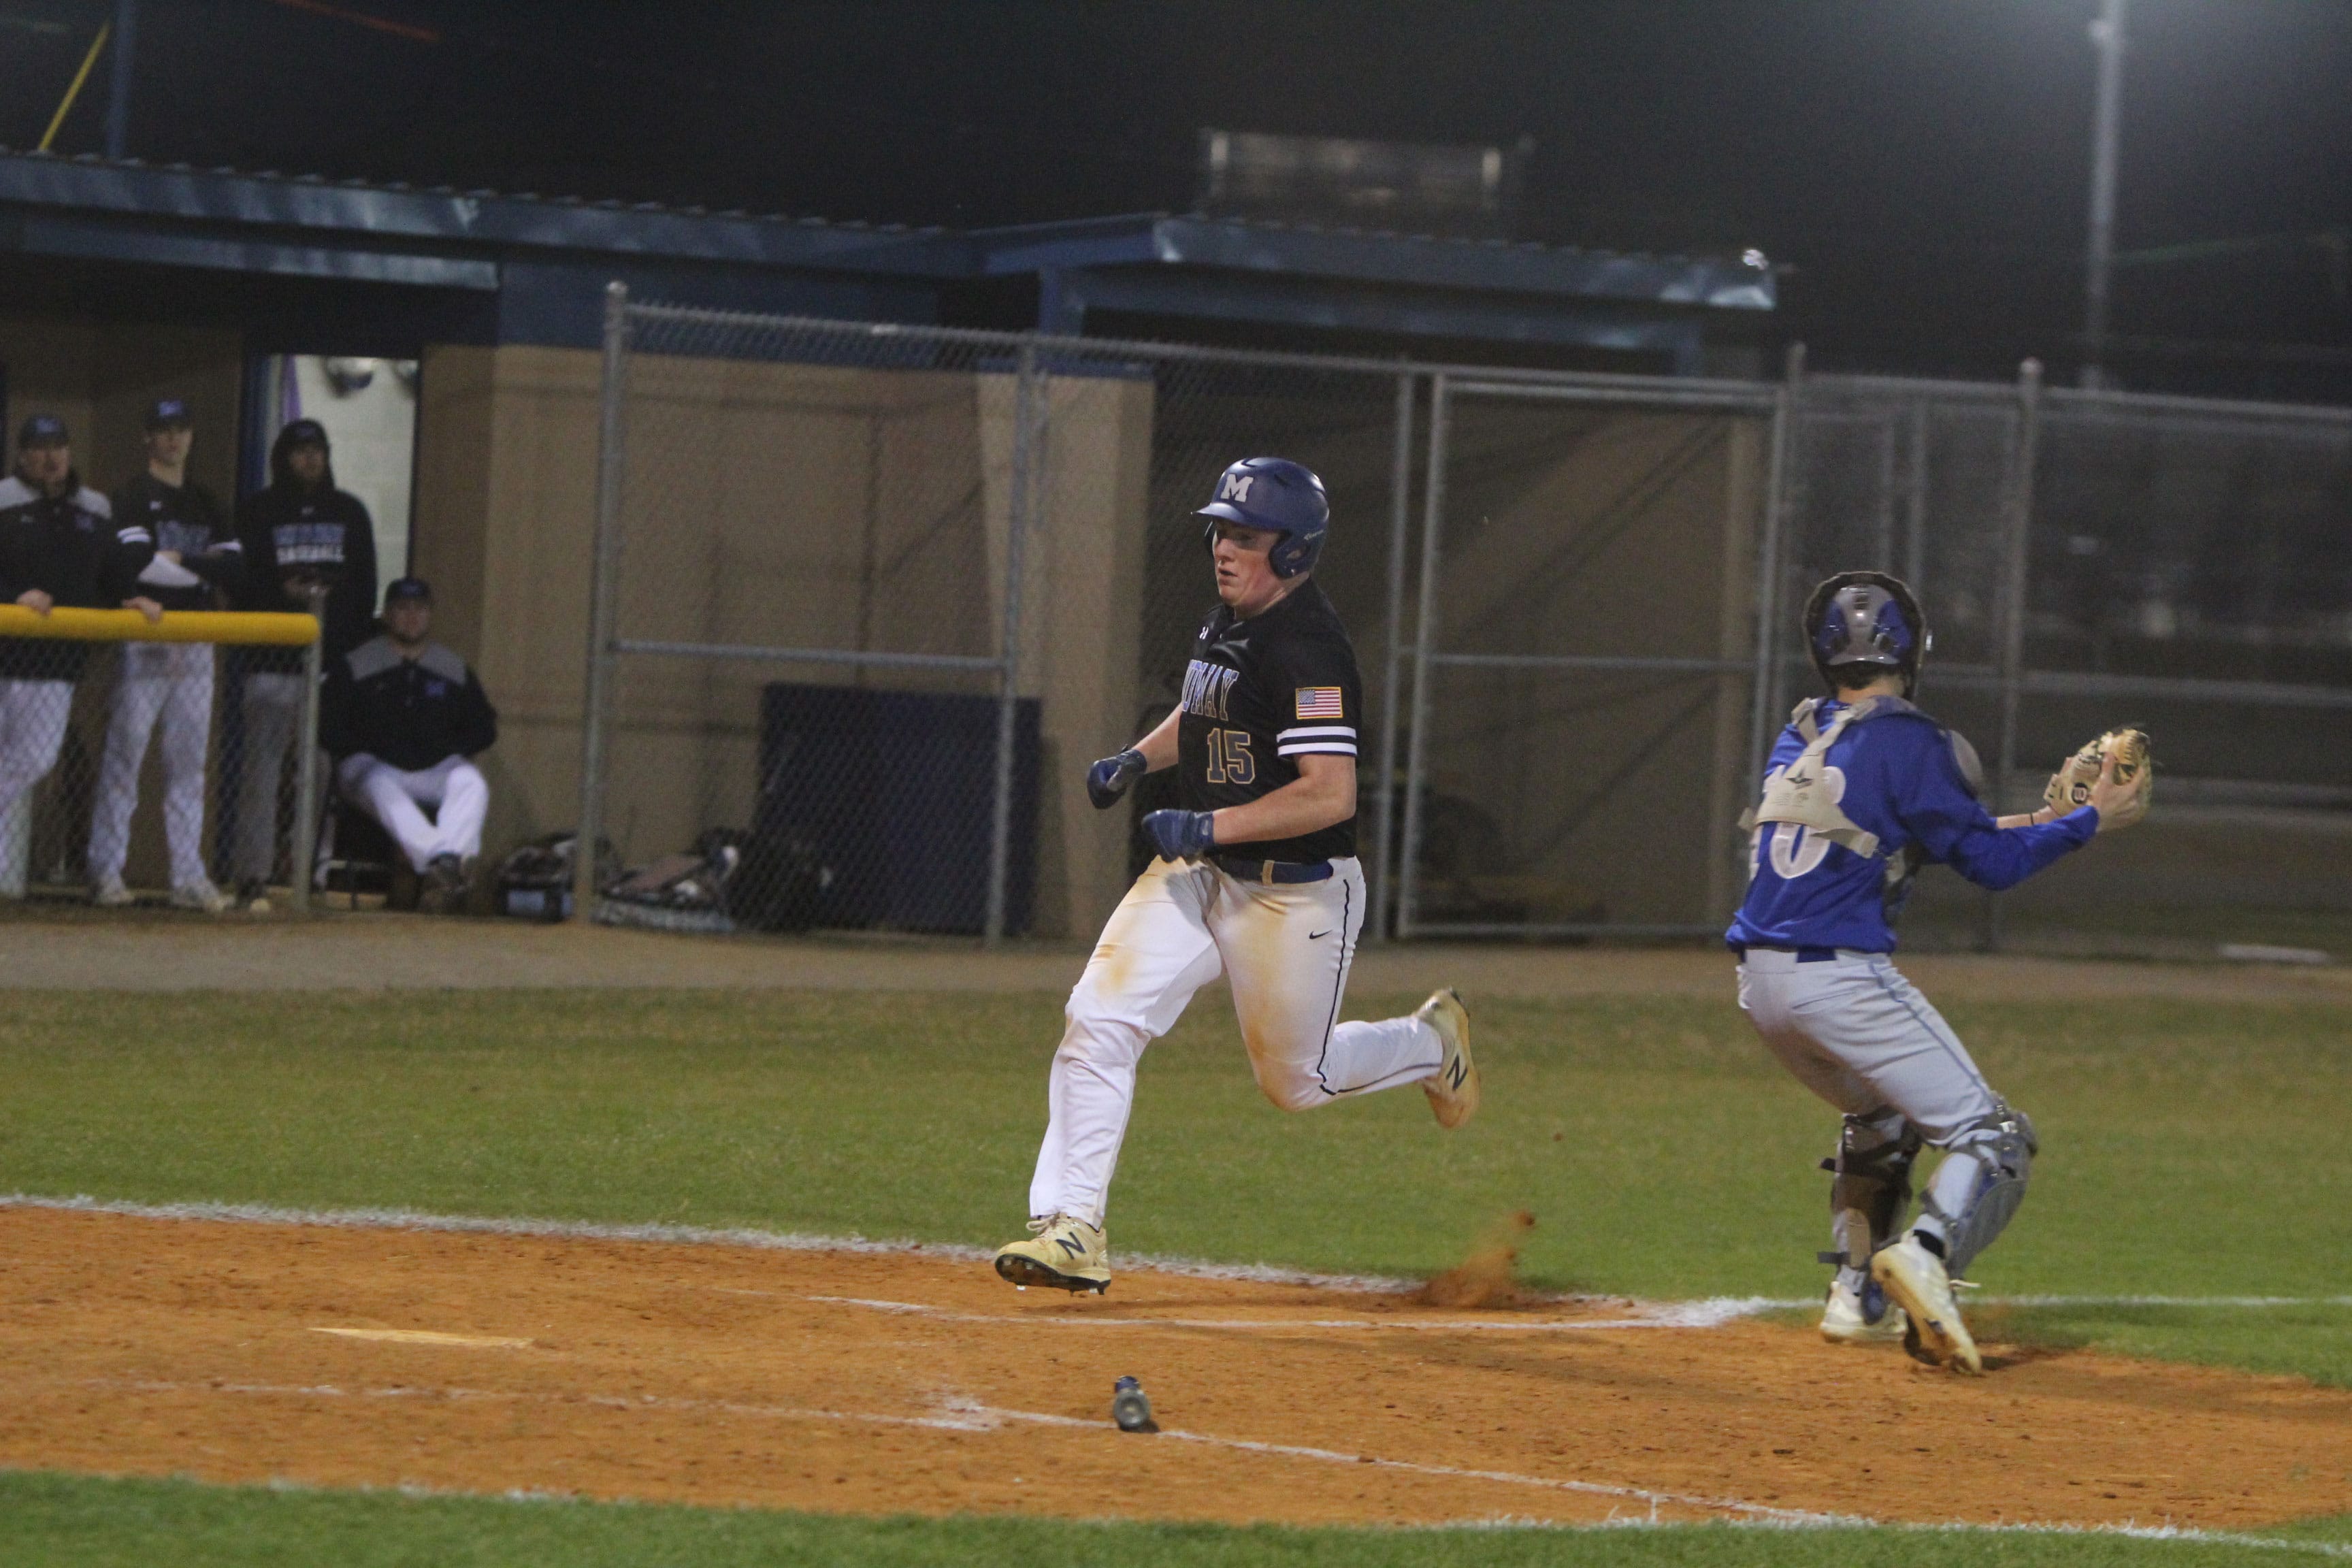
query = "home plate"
xmin=309 ymin=1326 xmax=534 ymax=1348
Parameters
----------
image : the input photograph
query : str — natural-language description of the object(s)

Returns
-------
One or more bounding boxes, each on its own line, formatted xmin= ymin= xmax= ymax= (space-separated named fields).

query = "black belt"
xmin=1729 ymin=943 xmax=1840 ymax=963
xmin=1212 ymin=854 xmax=1333 ymax=885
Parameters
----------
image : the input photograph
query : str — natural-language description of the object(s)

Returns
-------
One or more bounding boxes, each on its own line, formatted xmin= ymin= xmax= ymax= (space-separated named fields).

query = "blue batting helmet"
xmin=1803 ymin=570 xmax=1930 ymax=697
xmin=1196 ymin=457 xmax=1330 ymax=578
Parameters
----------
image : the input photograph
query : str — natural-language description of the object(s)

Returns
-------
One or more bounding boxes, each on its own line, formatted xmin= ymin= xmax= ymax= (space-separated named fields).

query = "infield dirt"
xmin=3 ymin=1206 xmax=2347 ymax=1531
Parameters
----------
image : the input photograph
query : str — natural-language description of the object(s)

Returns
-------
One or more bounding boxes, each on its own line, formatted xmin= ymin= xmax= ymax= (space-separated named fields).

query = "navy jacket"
xmin=321 ymin=636 xmax=497 ymax=772
xmin=0 ymin=473 xmax=154 ymax=681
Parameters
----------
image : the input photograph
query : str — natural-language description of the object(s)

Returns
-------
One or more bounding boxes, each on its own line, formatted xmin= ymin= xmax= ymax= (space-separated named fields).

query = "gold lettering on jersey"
xmin=1180 ymin=659 xmax=1240 ymax=721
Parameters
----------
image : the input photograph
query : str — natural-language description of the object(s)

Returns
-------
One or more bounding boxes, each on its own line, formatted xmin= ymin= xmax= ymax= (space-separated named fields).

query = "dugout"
xmin=0 ymin=150 xmax=1773 ymax=930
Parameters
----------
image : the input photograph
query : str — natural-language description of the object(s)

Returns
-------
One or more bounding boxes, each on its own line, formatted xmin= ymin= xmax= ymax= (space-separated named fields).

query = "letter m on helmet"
xmin=1218 ymin=472 xmax=1255 ymax=504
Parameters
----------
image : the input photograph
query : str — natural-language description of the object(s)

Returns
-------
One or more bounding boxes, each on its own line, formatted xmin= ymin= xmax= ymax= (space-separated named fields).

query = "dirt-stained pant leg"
xmin=1028 ymin=856 xmax=1444 ymax=1227
xmin=1208 ymin=858 xmax=1441 ymax=1112
xmin=1739 ymin=948 xmax=2026 ymax=1271
xmin=1028 ymin=859 xmax=1224 ymax=1226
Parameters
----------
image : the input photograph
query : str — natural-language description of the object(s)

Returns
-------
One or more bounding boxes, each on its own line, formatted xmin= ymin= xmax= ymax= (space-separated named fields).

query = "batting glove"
xmin=1141 ymin=808 xmax=1216 ymax=862
xmin=1086 ymin=748 xmax=1148 ymax=810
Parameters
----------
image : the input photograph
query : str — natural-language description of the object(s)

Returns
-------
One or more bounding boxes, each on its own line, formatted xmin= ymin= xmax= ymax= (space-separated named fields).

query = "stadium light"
xmin=2081 ymin=0 xmax=2128 ymax=389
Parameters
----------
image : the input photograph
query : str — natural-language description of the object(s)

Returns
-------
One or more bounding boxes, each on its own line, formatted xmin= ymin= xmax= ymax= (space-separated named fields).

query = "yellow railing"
xmin=0 ymin=607 xmax=318 ymax=647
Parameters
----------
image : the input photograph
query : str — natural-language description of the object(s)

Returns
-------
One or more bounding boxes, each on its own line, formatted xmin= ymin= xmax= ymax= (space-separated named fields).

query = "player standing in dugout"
xmin=995 ymin=457 xmax=1475 ymax=1295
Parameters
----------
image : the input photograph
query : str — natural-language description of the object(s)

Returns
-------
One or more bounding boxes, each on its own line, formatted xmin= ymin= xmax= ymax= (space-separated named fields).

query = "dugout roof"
xmin=0 ymin=148 xmax=1774 ymax=372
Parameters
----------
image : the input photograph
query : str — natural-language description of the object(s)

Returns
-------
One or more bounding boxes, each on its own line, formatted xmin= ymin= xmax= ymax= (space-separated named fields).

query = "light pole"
xmin=2080 ymin=0 xmax=2128 ymax=389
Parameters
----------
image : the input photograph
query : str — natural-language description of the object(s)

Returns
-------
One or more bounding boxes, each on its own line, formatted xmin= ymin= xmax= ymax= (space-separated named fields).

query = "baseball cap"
xmin=384 ymin=576 xmax=433 ymax=604
xmin=17 ymin=414 xmax=68 ymax=449
xmin=279 ymin=417 xmax=329 ymax=448
xmin=144 ymin=397 xmax=193 ymax=431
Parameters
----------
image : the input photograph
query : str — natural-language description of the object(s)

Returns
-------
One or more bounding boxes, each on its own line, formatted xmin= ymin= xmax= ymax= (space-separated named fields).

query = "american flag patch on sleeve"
xmin=1294 ymin=687 xmax=1345 ymax=719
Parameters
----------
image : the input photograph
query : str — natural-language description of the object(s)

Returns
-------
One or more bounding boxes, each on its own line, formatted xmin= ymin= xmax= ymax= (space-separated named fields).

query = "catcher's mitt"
xmin=2043 ymin=728 xmax=2151 ymax=830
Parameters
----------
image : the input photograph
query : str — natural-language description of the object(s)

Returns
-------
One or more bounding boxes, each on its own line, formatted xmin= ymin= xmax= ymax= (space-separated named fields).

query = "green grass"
xmin=2 ymin=987 xmax=2348 ymax=1382
xmin=4 ymin=1472 xmax=2349 ymax=1568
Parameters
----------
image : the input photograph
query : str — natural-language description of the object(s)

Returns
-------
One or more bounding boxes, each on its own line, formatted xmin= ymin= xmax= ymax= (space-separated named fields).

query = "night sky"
xmin=4 ymin=1 xmax=2349 ymax=392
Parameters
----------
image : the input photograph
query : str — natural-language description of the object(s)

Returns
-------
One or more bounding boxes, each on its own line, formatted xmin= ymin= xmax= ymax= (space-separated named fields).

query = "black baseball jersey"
xmin=1177 ymin=578 xmax=1362 ymax=864
xmin=0 ymin=473 xmax=153 ymax=682
xmin=111 ymin=473 xmax=242 ymax=613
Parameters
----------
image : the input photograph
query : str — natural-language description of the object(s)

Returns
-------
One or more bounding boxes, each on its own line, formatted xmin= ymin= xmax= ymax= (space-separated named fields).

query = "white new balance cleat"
xmin=92 ymin=877 xmax=134 ymax=908
xmin=1820 ymin=1275 xmax=1909 ymax=1345
xmin=1871 ymin=1236 xmax=1980 ymax=1373
xmin=1418 ymin=988 xmax=1479 ymax=1130
xmin=994 ymin=1213 xmax=1111 ymax=1294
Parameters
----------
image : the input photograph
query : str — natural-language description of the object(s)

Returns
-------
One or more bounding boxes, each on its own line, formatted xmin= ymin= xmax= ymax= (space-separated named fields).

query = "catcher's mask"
xmin=1803 ymin=571 xmax=1930 ymax=697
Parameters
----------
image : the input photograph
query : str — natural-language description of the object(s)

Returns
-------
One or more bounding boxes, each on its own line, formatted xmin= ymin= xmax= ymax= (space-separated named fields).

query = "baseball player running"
xmin=994 ymin=457 xmax=1477 ymax=1294
xmin=1730 ymin=572 xmax=2145 ymax=1372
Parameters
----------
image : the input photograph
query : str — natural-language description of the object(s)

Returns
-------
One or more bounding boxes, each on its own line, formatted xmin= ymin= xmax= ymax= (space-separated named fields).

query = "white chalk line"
xmin=7 ymin=1193 xmax=2348 ymax=1320
xmin=59 ymin=1373 xmax=2352 ymax=1542
xmin=63 ymin=1375 xmax=2352 ymax=1552
xmin=802 ymin=1293 xmax=1755 ymax=1334
xmin=72 ymin=1375 xmax=1834 ymax=1525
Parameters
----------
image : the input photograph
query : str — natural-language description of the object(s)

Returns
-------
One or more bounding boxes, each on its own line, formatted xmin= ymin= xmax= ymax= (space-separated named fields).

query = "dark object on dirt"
xmin=1112 ymin=1375 xmax=1158 ymax=1433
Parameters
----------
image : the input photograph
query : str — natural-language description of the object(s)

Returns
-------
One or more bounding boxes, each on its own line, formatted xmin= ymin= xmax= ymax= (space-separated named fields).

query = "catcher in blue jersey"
xmin=1729 ymin=572 xmax=2150 ymax=1372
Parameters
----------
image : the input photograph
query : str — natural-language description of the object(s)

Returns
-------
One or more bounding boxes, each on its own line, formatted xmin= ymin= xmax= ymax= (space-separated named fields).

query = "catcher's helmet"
xmin=1803 ymin=571 xmax=1930 ymax=697
xmin=1196 ymin=457 xmax=1329 ymax=578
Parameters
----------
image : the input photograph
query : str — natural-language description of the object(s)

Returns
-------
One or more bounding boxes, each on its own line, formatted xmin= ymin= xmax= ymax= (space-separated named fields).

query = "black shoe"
xmin=424 ymin=854 xmax=469 ymax=913
xmin=235 ymin=878 xmax=267 ymax=908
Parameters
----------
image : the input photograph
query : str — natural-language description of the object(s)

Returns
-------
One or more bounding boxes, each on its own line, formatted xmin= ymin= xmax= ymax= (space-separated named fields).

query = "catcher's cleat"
xmin=1418 ymin=988 xmax=1479 ymax=1130
xmin=994 ymin=1214 xmax=1111 ymax=1294
xmin=1820 ymin=1275 xmax=1909 ymax=1345
xmin=1871 ymin=1236 xmax=1980 ymax=1373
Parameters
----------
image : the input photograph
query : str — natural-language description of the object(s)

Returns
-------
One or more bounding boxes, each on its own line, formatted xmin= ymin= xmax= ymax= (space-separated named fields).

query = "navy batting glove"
xmin=1086 ymin=748 xmax=1148 ymax=810
xmin=1141 ymin=808 xmax=1216 ymax=862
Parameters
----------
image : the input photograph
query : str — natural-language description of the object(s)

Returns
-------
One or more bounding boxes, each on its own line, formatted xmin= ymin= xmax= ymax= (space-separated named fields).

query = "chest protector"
xmin=1741 ymin=696 xmax=1984 ymax=919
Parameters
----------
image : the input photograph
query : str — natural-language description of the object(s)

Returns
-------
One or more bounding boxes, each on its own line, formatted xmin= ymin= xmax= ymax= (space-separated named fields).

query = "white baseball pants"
xmin=337 ymin=753 xmax=488 ymax=873
xmin=233 ymin=672 xmax=308 ymax=882
xmin=0 ymin=678 xmax=74 ymax=838
xmin=89 ymin=642 xmax=217 ymax=890
xmin=1736 ymin=947 xmax=2008 ymax=1260
xmin=1027 ymin=854 xmax=1443 ymax=1227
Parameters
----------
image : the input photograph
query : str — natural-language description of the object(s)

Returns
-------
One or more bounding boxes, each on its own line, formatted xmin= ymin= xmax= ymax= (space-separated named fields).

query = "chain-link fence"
xmin=1394 ymin=372 xmax=1778 ymax=938
xmin=583 ymin=293 xmax=2352 ymax=953
xmin=0 ymin=607 xmax=323 ymax=913
xmin=576 ymin=292 xmax=1419 ymax=942
xmin=1776 ymin=361 xmax=2352 ymax=953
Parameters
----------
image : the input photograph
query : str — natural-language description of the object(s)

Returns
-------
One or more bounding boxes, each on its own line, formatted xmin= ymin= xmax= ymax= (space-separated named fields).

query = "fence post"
xmin=1748 ymin=342 xmax=1803 ymax=793
xmin=1982 ymin=356 xmax=2044 ymax=953
xmin=1367 ymin=369 xmax=1416 ymax=945
xmin=574 ymin=280 xmax=631 ymax=924
xmin=1396 ymin=372 xmax=1451 ymax=941
xmin=985 ymin=340 xmax=1041 ymax=947
xmin=289 ymin=585 xmax=326 ymax=914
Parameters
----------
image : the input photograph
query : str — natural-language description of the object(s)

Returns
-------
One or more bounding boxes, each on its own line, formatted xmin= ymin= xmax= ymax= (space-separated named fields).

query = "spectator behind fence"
xmin=0 ymin=416 xmax=160 ymax=895
xmin=89 ymin=399 xmax=244 ymax=913
xmin=231 ymin=418 xmax=376 ymax=906
xmin=321 ymin=577 xmax=497 ymax=912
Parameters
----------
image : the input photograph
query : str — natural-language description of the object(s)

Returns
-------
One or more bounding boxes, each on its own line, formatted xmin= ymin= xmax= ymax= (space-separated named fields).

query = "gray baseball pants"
xmin=1735 ymin=947 xmax=2014 ymax=1275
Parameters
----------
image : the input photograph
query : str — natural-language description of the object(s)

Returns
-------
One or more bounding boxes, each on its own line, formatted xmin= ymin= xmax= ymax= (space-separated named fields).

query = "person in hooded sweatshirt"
xmin=0 ymin=416 xmax=159 ymax=889
xmin=230 ymin=418 xmax=377 ymax=905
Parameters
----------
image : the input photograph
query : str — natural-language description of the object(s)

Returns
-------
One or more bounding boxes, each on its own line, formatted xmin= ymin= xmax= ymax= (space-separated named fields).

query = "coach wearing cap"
xmin=320 ymin=577 xmax=497 ymax=911
xmin=0 ymin=415 xmax=160 ymax=880
xmin=89 ymin=399 xmax=245 ymax=912
xmin=229 ymin=417 xmax=378 ymax=904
